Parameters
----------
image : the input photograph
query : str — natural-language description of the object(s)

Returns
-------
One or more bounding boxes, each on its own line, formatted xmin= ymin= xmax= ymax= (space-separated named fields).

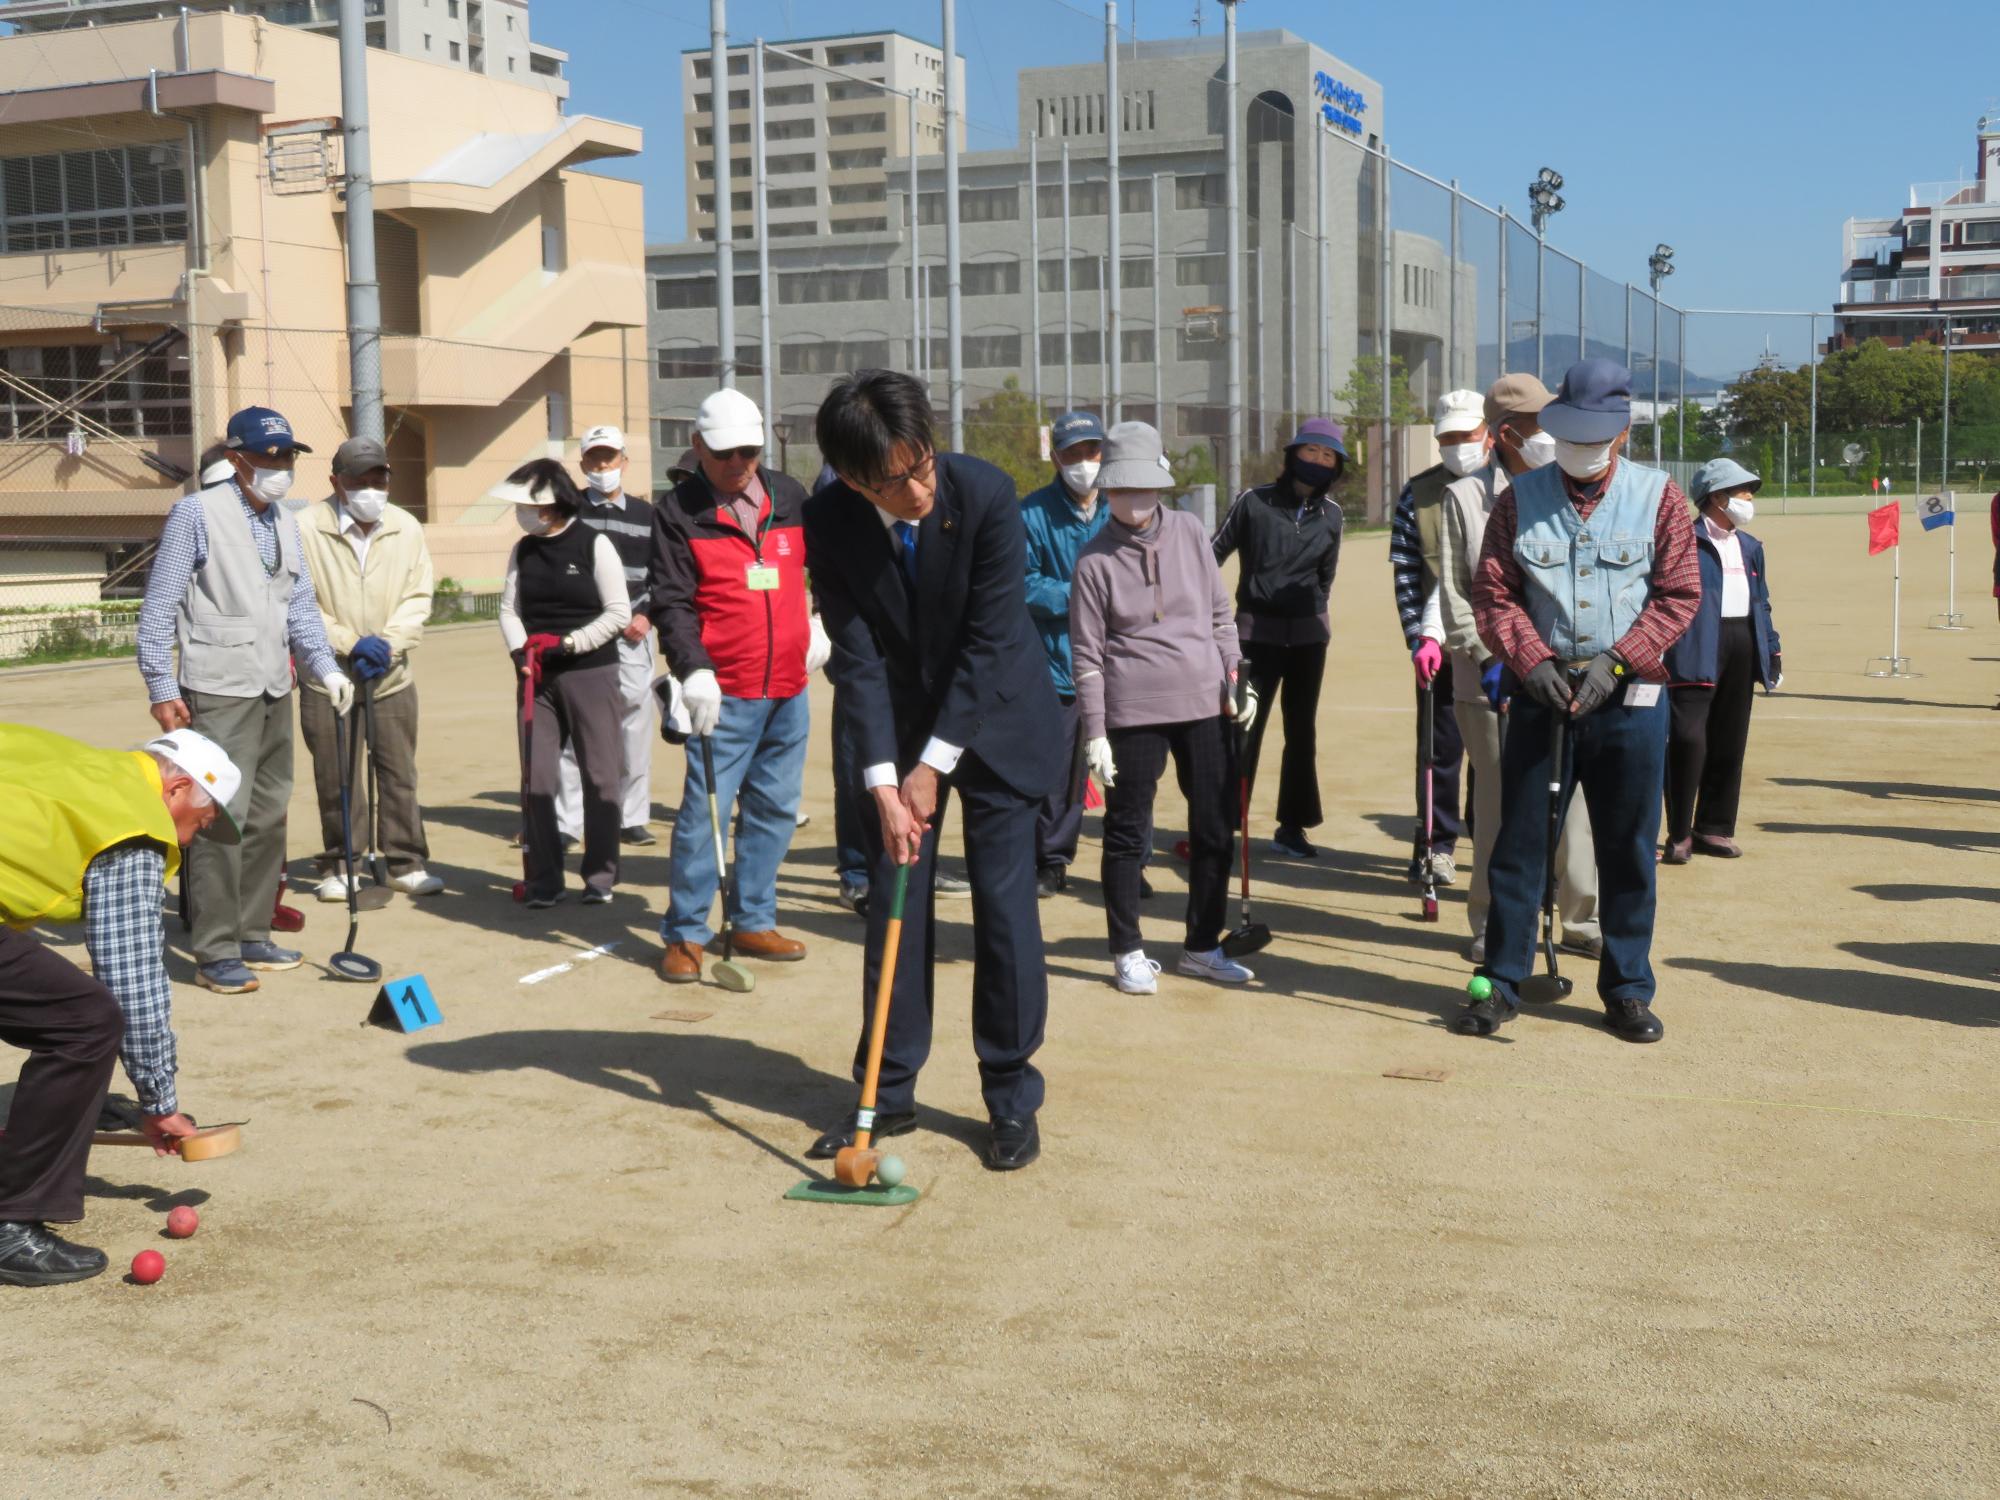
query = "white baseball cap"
xmin=695 ymin=388 xmax=765 ymax=452
xmin=144 ymin=729 xmax=244 ymax=843
xmin=579 ymin=424 xmax=626 ymax=456
xmin=1433 ymin=389 xmax=1486 ymax=438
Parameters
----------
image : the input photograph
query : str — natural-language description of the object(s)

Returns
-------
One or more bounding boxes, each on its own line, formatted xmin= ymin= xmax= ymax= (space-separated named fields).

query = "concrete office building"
xmin=682 ymin=31 xmax=962 ymax=243
xmin=1832 ymin=116 xmax=2000 ymax=352
xmin=2 ymin=0 xmax=569 ymax=100
xmin=650 ymin=29 xmax=1473 ymax=483
xmin=0 ymin=7 xmax=643 ymax=612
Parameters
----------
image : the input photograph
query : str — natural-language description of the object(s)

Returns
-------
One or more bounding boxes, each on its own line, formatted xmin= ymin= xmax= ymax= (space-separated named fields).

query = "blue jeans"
xmin=1479 ymin=687 xmax=1668 ymax=1008
xmin=661 ymin=692 xmax=809 ymax=944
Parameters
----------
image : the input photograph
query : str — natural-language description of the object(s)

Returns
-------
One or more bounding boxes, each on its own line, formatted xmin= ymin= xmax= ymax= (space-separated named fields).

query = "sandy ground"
xmin=4 ymin=511 xmax=1998 ymax=1498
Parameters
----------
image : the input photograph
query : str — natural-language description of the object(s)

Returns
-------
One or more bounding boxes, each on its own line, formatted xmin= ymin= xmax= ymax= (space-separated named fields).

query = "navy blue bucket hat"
xmin=1539 ymin=359 xmax=1633 ymax=444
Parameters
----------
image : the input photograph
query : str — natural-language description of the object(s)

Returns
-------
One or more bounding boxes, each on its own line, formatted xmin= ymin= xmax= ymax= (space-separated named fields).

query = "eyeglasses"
xmin=710 ymin=445 xmax=762 ymax=463
xmin=868 ymin=450 xmax=936 ymax=495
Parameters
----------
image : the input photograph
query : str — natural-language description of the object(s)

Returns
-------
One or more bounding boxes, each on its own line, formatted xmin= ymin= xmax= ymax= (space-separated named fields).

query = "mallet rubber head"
xmin=1422 ymin=895 xmax=1439 ymax=922
xmin=832 ymin=1145 xmax=880 ymax=1187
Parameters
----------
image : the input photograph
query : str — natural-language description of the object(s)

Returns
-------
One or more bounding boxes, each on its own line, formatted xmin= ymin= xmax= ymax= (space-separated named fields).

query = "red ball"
xmin=130 ymin=1249 xmax=166 ymax=1284
xmin=165 ymin=1206 xmax=199 ymax=1239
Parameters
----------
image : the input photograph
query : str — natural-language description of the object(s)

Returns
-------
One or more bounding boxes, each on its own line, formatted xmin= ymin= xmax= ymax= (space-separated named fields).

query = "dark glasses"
xmin=712 ymin=445 xmax=762 ymax=462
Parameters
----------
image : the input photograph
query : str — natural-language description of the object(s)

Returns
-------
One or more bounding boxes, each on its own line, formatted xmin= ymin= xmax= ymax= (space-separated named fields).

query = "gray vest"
xmin=174 ymin=483 xmax=300 ymax=699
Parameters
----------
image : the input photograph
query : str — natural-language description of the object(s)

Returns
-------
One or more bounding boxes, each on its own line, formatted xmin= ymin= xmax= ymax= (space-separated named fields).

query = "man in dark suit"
xmin=802 ymin=369 xmax=1064 ymax=1171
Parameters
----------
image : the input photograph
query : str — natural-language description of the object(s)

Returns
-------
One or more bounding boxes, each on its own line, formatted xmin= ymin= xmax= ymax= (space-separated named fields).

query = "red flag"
xmin=1867 ymin=501 xmax=1899 ymax=555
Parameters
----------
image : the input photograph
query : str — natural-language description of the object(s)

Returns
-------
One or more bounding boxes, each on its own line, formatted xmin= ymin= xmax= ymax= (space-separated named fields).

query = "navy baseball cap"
xmin=224 ymin=405 xmax=311 ymax=456
xmin=1050 ymin=410 xmax=1106 ymax=452
xmin=1539 ymin=359 xmax=1633 ymax=443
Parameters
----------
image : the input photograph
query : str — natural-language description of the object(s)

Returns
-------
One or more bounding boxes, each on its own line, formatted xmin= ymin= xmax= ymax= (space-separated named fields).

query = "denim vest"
xmin=1511 ymin=459 xmax=1668 ymax=661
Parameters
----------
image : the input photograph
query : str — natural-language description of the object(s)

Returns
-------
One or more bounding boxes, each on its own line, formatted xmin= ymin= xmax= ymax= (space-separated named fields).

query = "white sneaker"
xmin=1431 ymin=850 xmax=1458 ymax=886
xmin=1468 ymin=934 xmax=1486 ymax=965
xmin=389 ymin=869 xmax=445 ymax=896
xmin=1178 ymin=946 xmax=1254 ymax=984
xmin=315 ymin=874 xmax=350 ymax=903
xmin=1113 ymin=950 xmax=1162 ymax=995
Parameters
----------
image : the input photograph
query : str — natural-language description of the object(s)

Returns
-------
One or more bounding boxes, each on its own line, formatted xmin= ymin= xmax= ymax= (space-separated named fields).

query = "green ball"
xmin=1466 ymin=975 xmax=1494 ymax=1002
xmin=875 ymin=1154 xmax=907 ymax=1188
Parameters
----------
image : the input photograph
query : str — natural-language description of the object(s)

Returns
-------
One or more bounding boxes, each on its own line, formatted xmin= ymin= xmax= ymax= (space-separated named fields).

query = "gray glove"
xmin=1569 ymin=652 xmax=1628 ymax=716
xmin=1521 ymin=659 xmax=1571 ymax=713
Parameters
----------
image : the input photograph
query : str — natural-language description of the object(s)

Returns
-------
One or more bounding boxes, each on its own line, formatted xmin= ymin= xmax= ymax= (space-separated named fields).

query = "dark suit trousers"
xmin=1413 ymin=658 xmax=1466 ymax=854
xmin=856 ymin=752 xmax=1047 ymax=1121
xmin=1034 ymin=693 xmax=1087 ymax=870
xmin=1666 ymin=617 xmax=1757 ymax=842
xmin=0 ymin=927 xmax=123 ymax=1224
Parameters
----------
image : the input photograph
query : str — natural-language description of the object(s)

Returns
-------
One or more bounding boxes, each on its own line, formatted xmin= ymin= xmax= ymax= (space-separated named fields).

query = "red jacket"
xmin=646 ymin=467 xmax=810 ymax=700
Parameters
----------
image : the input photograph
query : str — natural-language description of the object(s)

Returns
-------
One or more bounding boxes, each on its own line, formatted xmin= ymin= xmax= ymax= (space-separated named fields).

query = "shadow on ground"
xmin=1758 ymin=821 xmax=2000 ymax=855
xmin=1771 ymin=777 xmax=2000 ymax=805
xmin=1669 ymin=956 xmax=2000 ymax=1028
xmin=1855 ymin=883 xmax=2000 ymax=905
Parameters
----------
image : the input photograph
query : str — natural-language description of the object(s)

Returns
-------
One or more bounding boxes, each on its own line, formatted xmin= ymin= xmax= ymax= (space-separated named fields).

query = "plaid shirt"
xmin=83 ymin=842 xmax=177 ymax=1116
xmin=136 ymin=485 xmax=338 ymax=704
xmin=1471 ymin=464 xmax=1700 ymax=683
xmin=1388 ymin=482 xmax=1428 ymax=649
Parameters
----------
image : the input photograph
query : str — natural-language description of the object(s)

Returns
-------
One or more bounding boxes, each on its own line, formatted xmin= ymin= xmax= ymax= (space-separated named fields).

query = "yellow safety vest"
xmin=0 ymin=723 xmax=181 ymax=930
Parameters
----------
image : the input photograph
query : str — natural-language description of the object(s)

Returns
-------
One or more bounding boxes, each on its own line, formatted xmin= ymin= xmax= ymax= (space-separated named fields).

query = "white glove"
xmin=1085 ymin=736 xmax=1117 ymax=789
xmin=681 ymin=668 xmax=722 ymax=737
xmin=805 ymin=613 xmax=832 ymax=675
xmin=324 ymin=671 xmax=355 ymax=717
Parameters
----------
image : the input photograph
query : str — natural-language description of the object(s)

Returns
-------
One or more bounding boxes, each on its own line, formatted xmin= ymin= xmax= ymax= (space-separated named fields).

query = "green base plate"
xmin=783 ymin=1178 xmax=920 ymax=1207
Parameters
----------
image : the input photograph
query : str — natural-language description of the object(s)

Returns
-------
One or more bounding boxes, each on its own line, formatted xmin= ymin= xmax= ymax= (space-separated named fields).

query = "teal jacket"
xmin=1021 ymin=475 xmax=1109 ymax=696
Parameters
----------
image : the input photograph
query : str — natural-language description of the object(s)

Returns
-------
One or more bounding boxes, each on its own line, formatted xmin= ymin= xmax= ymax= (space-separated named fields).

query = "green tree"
xmin=1725 ymin=365 xmax=1810 ymax=438
xmin=962 ymin=377 xmax=1049 ymax=496
xmin=1332 ymin=355 xmax=1425 ymax=430
xmin=1170 ymin=441 xmax=1220 ymax=493
xmin=1861 ymin=434 xmax=1883 ymax=489
xmin=1664 ymin=399 xmax=1722 ymax=461
xmin=1753 ymin=439 xmax=1775 ymax=486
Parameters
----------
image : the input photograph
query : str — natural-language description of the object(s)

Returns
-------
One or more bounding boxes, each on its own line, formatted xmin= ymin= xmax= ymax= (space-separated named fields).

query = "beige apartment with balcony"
xmin=0 ymin=7 xmax=642 ymax=605
xmin=682 ymin=31 xmax=963 ymax=242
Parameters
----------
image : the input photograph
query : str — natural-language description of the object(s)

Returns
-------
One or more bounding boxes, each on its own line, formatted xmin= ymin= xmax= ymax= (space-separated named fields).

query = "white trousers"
xmin=559 ymin=634 xmax=657 ymax=834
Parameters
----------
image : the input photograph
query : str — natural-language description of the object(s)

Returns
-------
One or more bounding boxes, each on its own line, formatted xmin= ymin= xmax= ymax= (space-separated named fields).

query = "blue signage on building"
xmin=1313 ymin=71 xmax=1367 ymax=135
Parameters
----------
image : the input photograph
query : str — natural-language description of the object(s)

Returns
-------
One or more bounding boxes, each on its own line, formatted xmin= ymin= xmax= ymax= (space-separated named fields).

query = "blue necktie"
xmin=893 ymin=520 xmax=918 ymax=585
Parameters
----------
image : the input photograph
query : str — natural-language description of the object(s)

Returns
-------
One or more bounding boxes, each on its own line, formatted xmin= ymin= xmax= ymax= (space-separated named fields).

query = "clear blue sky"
xmin=550 ymin=0 xmax=1997 ymax=378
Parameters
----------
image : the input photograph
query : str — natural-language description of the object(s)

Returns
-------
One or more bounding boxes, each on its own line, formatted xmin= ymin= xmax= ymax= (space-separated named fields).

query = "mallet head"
xmin=832 ymin=1146 xmax=880 ymax=1187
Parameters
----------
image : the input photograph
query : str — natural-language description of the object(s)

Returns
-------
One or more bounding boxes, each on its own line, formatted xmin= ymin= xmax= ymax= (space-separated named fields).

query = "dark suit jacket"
xmin=804 ymin=452 xmax=1064 ymax=801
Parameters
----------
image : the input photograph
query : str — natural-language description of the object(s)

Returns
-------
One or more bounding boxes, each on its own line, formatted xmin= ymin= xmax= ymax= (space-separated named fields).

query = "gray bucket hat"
xmin=1689 ymin=456 xmax=1762 ymax=504
xmin=1096 ymin=420 xmax=1175 ymax=490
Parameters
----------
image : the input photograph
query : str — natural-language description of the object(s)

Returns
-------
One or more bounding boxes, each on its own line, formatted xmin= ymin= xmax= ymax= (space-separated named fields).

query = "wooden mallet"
xmin=834 ymin=860 xmax=911 ymax=1188
xmin=0 ymin=1122 xmax=242 ymax=1161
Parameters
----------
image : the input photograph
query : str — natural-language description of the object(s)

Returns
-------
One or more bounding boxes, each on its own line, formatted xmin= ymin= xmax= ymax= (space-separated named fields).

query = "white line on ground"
xmin=519 ymin=941 xmax=621 ymax=986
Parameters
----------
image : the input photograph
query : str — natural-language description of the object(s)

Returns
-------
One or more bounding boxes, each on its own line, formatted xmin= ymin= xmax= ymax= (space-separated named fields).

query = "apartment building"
xmin=1 ymin=0 xmax=569 ymax=101
xmin=682 ymin=30 xmax=963 ymax=242
xmin=0 ymin=7 xmax=643 ymax=603
xmin=653 ymin=30 xmax=1472 ymax=481
xmin=1833 ymin=116 xmax=2000 ymax=352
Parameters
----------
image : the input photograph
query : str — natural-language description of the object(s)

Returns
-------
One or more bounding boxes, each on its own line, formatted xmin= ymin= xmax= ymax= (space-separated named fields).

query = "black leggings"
xmin=1101 ymin=716 xmax=1237 ymax=954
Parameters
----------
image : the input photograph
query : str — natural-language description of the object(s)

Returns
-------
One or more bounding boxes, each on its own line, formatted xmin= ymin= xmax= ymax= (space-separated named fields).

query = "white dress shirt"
xmin=1703 ymin=514 xmax=1751 ymax=618
xmin=862 ymin=500 xmax=961 ymax=789
xmin=337 ymin=501 xmax=375 ymax=569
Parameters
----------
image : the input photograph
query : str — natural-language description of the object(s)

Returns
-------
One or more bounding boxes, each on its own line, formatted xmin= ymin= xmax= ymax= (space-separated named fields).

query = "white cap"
xmin=579 ymin=424 xmax=626 ymax=455
xmin=143 ymin=729 xmax=244 ymax=844
xmin=1433 ymin=389 xmax=1486 ymax=438
xmin=695 ymin=388 xmax=765 ymax=452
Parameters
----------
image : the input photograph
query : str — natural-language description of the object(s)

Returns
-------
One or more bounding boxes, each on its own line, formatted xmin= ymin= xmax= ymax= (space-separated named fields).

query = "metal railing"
xmin=1841 ymin=271 xmax=2000 ymax=304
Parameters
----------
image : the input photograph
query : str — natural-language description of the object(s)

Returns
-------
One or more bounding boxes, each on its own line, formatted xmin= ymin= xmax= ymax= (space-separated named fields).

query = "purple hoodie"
xmin=1070 ymin=506 xmax=1241 ymax=737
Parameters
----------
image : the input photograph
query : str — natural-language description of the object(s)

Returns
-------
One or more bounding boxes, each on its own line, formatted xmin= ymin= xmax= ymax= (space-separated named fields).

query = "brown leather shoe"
xmin=1693 ymin=834 xmax=1742 ymax=859
xmin=728 ymin=928 xmax=807 ymax=962
xmin=659 ymin=940 xmax=705 ymax=983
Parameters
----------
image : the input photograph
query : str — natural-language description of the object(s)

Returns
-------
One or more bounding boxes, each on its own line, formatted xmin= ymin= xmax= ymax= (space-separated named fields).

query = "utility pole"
xmin=338 ymin=0 xmax=382 ymax=439
xmin=941 ymin=0 xmax=964 ymax=448
xmin=1105 ymin=0 xmax=1121 ymax=422
xmin=1028 ymin=130 xmax=1041 ymax=413
xmin=1221 ymin=0 xmax=1241 ymax=498
xmin=1062 ymin=141 xmax=1074 ymax=409
xmin=909 ymin=103 xmax=921 ymax=386
xmin=710 ymin=0 xmax=734 ymax=389
xmin=751 ymin=39 xmax=774 ymax=425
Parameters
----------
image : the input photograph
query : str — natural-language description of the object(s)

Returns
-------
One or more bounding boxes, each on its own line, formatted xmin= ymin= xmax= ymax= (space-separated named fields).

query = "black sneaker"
xmin=621 ymin=824 xmax=656 ymax=847
xmin=0 ymin=1221 xmax=109 ymax=1286
xmin=1271 ymin=825 xmax=1318 ymax=859
xmin=1603 ymin=998 xmax=1664 ymax=1043
xmin=1036 ymin=865 xmax=1067 ymax=898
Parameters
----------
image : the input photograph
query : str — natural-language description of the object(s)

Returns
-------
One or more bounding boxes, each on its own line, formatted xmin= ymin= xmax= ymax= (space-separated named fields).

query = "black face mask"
xmin=1288 ymin=456 xmax=1339 ymax=495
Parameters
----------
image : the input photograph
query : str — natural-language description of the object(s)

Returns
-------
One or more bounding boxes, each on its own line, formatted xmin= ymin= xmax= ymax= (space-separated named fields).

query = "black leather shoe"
xmin=983 ymin=1114 xmax=1040 ymax=1171
xmin=0 ymin=1221 xmax=109 ymax=1286
xmin=806 ymin=1109 xmax=917 ymax=1160
xmin=1604 ymin=998 xmax=1664 ymax=1043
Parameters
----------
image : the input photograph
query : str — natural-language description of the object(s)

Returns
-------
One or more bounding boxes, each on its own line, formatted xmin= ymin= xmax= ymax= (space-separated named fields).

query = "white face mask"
xmin=584 ymin=468 xmax=623 ymax=496
xmin=240 ymin=465 xmax=294 ymax=504
xmin=1724 ymin=496 xmax=1755 ymax=526
xmin=1440 ymin=441 xmax=1487 ymax=478
xmin=1513 ymin=430 xmax=1558 ymax=470
xmin=516 ymin=503 xmax=555 ymax=536
xmin=1059 ymin=459 xmax=1101 ymax=496
xmin=1107 ymin=490 xmax=1157 ymax=528
xmin=344 ymin=487 xmax=388 ymax=524
xmin=1551 ymin=437 xmax=1616 ymax=481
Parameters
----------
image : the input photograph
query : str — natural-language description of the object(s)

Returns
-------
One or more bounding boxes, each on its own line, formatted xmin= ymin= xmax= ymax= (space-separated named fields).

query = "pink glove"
xmin=1412 ymin=638 xmax=1442 ymax=684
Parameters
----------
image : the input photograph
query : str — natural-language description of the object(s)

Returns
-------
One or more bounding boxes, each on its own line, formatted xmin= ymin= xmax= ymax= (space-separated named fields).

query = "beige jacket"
xmin=1436 ymin=460 xmax=1511 ymax=705
xmin=296 ymin=496 xmax=435 ymax=700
